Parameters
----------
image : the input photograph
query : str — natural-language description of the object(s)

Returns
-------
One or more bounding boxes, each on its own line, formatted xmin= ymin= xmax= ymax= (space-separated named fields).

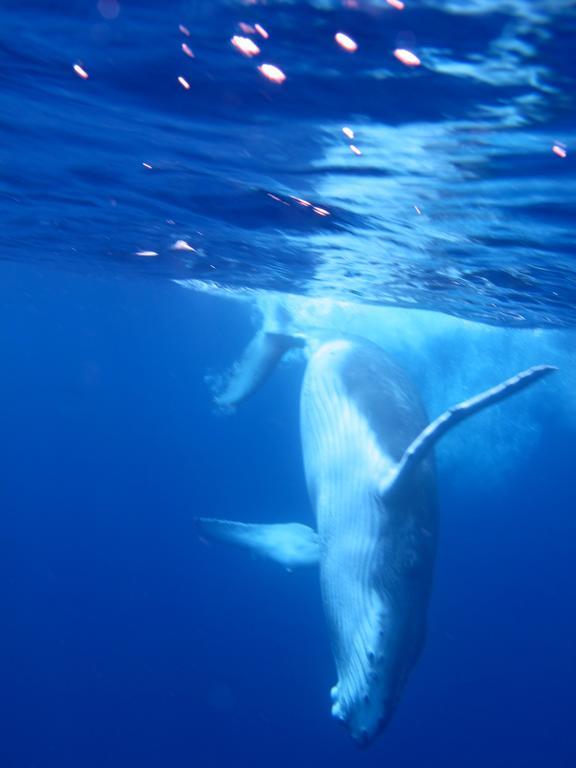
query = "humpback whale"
xmin=198 ymin=316 xmax=556 ymax=746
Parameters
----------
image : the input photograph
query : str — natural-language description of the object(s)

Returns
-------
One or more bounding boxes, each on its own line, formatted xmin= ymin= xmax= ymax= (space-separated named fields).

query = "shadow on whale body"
xmin=197 ymin=306 xmax=557 ymax=747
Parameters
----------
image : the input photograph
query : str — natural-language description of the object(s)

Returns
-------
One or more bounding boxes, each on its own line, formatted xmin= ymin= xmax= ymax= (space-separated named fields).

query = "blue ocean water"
xmin=0 ymin=1 xmax=575 ymax=766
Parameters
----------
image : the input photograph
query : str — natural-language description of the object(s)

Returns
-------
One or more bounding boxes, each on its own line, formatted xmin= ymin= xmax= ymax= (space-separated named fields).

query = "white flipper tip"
xmin=331 ymin=701 xmax=344 ymax=720
xmin=195 ymin=518 xmax=320 ymax=569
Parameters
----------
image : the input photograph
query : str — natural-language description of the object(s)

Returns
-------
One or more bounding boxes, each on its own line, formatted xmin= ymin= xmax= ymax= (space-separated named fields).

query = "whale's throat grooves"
xmin=301 ymin=340 xmax=436 ymax=741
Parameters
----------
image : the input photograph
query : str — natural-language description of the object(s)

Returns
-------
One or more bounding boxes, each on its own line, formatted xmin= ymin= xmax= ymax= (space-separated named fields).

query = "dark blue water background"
xmin=0 ymin=1 xmax=575 ymax=766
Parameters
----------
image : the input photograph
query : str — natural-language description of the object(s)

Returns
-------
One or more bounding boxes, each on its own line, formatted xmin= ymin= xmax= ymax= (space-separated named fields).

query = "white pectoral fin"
xmin=196 ymin=518 xmax=320 ymax=569
xmin=213 ymin=331 xmax=305 ymax=408
xmin=381 ymin=364 xmax=558 ymax=497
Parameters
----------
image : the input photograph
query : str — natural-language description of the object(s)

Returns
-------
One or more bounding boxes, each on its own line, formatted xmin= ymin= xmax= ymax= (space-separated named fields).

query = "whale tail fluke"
xmin=196 ymin=518 xmax=320 ymax=569
xmin=382 ymin=364 xmax=558 ymax=497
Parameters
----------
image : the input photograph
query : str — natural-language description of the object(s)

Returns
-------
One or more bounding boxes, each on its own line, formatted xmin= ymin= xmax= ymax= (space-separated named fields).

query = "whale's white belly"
xmin=301 ymin=339 xmax=437 ymax=744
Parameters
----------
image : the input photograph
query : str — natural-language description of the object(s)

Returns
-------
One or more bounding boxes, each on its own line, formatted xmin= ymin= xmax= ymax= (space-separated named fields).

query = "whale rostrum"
xmin=198 ymin=322 xmax=557 ymax=746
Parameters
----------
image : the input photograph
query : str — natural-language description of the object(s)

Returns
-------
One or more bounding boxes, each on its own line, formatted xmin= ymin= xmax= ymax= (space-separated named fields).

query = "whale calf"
xmin=198 ymin=321 xmax=556 ymax=746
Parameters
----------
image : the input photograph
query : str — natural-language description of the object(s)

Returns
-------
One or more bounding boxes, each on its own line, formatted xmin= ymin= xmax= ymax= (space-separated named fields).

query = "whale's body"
xmin=301 ymin=338 xmax=436 ymax=743
xmin=198 ymin=322 xmax=555 ymax=746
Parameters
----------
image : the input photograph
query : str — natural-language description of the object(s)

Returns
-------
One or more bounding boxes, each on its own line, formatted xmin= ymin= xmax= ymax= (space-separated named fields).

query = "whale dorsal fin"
xmin=196 ymin=518 xmax=319 ymax=569
xmin=380 ymin=364 xmax=557 ymax=498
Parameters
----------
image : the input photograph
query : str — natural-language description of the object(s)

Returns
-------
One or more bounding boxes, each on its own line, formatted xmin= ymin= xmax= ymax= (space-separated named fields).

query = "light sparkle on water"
xmin=258 ymin=64 xmax=286 ymax=83
xmin=231 ymin=36 xmax=261 ymax=57
xmin=552 ymin=144 xmax=567 ymax=158
xmin=394 ymin=49 xmax=421 ymax=66
xmin=267 ymin=192 xmax=290 ymax=206
xmin=335 ymin=32 xmax=358 ymax=53
xmin=172 ymin=240 xmax=196 ymax=251
xmin=73 ymin=63 xmax=89 ymax=79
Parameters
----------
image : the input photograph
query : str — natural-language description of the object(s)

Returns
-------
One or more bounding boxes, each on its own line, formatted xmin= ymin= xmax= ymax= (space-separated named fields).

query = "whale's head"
xmin=327 ymin=593 xmax=425 ymax=748
xmin=330 ymin=662 xmax=401 ymax=748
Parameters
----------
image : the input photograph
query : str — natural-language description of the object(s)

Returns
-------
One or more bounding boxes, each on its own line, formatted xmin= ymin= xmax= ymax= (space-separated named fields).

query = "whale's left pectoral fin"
xmin=213 ymin=331 xmax=306 ymax=408
xmin=381 ymin=364 xmax=558 ymax=498
xmin=196 ymin=518 xmax=320 ymax=569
